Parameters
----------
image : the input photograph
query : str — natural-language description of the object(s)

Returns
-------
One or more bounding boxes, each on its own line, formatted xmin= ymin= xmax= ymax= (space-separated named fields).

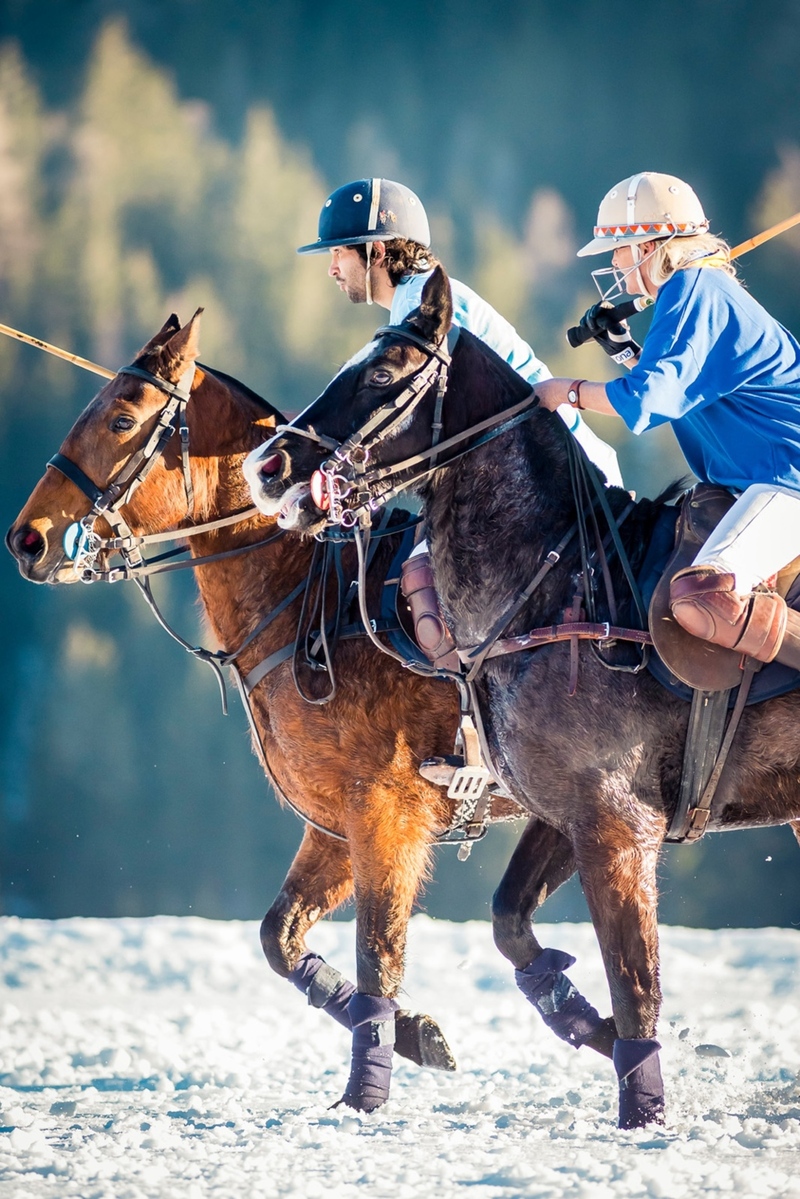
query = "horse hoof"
xmin=333 ymin=1092 xmax=387 ymax=1114
xmin=395 ymin=1010 xmax=457 ymax=1071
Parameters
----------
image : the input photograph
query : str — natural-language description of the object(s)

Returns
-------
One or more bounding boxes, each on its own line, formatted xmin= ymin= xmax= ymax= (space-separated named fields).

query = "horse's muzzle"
xmin=242 ymin=446 xmax=291 ymax=516
xmin=5 ymin=521 xmax=74 ymax=584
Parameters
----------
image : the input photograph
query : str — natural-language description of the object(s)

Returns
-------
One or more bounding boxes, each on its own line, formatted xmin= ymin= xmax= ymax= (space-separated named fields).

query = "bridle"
xmin=49 ymin=361 xmax=203 ymax=581
xmin=279 ymin=323 xmax=541 ymax=530
xmin=320 ymin=324 xmax=455 ymax=526
xmin=49 ymin=360 xmax=271 ymax=586
xmin=45 ymin=358 xmax=285 ymax=711
xmin=262 ymin=324 xmax=470 ymax=529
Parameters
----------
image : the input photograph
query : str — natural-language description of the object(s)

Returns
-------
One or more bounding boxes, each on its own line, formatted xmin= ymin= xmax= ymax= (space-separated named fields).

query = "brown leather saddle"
xmin=649 ymin=483 xmax=800 ymax=692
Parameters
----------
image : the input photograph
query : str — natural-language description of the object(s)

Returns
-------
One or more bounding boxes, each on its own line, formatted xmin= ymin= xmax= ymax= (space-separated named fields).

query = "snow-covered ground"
xmin=0 ymin=915 xmax=798 ymax=1199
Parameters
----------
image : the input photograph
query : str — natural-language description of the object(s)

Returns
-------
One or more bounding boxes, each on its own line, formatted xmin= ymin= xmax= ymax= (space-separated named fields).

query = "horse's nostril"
xmin=259 ymin=453 xmax=283 ymax=477
xmin=12 ymin=526 xmax=45 ymax=560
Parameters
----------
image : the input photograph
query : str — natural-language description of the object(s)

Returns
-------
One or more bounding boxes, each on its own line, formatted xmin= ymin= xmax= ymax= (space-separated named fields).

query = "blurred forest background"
xmin=1 ymin=0 xmax=799 ymax=926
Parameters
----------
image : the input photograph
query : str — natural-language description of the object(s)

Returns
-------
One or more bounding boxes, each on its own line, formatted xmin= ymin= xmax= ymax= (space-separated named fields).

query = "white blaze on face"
xmin=277 ymin=482 xmax=313 ymax=529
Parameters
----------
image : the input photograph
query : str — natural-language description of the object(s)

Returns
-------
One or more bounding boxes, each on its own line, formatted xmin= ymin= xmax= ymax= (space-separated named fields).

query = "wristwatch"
xmin=567 ymin=380 xmax=585 ymax=409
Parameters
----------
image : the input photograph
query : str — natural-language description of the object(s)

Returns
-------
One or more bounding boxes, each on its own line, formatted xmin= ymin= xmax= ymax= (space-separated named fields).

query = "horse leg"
xmin=261 ymin=826 xmax=356 ymax=1024
xmin=261 ymin=824 xmax=454 ymax=1080
xmin=492 ymin=817 xmax=617 ymax=1058
xmin=575 ymin=820 xmax=665 ymax=1129
xmin=338 ymin=815 xmax=445 ymax=1112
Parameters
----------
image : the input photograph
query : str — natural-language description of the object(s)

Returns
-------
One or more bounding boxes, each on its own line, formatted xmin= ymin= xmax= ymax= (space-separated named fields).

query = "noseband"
xmin=49 ymin=362 xmax=196 ymax=580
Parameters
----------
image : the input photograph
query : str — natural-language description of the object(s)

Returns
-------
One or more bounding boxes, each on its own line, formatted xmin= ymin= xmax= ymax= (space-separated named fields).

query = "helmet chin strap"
xmin=365 ymin=240 xmax=374 ymax=305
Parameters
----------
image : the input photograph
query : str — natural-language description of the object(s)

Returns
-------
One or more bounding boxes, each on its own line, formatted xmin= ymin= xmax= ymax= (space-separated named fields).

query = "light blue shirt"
xmin=390 ymin=270 xmax=551 ymax=386
xmin=390 ymin=269 xmax=624 ymax=487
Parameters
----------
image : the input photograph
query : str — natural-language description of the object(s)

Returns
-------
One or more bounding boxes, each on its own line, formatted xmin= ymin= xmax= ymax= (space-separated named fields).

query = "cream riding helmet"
xmin=578 ymin=172 xmax=710 ymax=300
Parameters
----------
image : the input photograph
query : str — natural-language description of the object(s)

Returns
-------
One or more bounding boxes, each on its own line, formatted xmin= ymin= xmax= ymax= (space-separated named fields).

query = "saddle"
xmin=648 ymin=484 xmax=800 ymax=695
xmin=380 ymin=489 xmax=800 ymax=844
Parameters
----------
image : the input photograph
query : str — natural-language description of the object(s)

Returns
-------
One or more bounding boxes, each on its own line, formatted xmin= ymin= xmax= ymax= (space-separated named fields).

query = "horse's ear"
xmin=160 ymin=308 xmax=204 ymax=380
xmin=405 ymin=265 xmax=453 ymax=345
xmin=134 ymin=313 xmax=182 ymax=357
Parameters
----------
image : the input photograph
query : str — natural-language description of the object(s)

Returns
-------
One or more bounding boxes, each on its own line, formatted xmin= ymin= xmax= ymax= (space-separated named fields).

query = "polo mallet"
xmin=3 ymin=209 xmax=800 ymax=377
xmin=566 ymin=209 xmax=800 ymax=348
xmin=0 ymin=321 xmax=115 ymax=379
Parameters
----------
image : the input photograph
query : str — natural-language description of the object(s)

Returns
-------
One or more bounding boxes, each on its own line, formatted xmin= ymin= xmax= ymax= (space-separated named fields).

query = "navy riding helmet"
xmin=297 ymin=178 xmax=431 ymax=254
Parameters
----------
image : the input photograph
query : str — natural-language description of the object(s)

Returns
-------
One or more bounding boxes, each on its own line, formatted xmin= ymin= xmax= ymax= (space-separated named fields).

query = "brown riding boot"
xmin=400 ymin=551 xmax=460 ymax=672
xmin=669 ymin=565 xmax=800 ymax=669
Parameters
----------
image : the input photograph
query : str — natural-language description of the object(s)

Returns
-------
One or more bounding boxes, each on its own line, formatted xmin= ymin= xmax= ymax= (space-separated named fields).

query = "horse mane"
xmin=437 ymin=326 xmax=534 ymax=439
xmin=199 ymin=363 xmax=286 ymax=424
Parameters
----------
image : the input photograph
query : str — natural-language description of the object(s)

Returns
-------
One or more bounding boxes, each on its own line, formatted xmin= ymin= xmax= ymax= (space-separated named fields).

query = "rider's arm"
xmin=535 ymin=378 xmax=618 ymax=417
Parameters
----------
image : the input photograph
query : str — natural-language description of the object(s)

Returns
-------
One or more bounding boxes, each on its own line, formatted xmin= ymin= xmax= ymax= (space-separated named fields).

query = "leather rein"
xmin=272 ymin=323 xmax=653 ymax=680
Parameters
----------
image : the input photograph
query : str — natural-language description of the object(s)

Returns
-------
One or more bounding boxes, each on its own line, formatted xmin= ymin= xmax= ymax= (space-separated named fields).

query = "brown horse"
xmin=247 ymin=266 xmax=800 ymax=1128
xmin=7 ymin=311 xmax=606 ymax=1112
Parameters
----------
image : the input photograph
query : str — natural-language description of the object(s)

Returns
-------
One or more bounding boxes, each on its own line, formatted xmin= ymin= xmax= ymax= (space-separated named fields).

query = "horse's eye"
xmin=111 ymin=415 xmax=137 ymax=433
xmin=370 ymin=369 xmax=393 ymax=387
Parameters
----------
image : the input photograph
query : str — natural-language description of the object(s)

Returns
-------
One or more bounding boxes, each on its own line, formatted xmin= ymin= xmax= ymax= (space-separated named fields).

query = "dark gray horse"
xmin=246 ymin=266 xmax=800 ymax=1129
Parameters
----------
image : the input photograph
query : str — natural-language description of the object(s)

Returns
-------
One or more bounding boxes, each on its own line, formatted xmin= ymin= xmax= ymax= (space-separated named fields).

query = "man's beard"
xmin=344 ymin=280 xmax=366 ymax=304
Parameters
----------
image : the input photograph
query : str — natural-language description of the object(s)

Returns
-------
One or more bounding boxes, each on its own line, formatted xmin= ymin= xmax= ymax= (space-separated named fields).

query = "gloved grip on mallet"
xmin=566 ymin=299 xmax=643 ymax=348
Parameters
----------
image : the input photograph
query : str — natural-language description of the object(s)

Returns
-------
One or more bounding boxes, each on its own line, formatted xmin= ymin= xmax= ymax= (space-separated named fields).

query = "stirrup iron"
xmin=447 ymin=713 xmax=491 ymax=800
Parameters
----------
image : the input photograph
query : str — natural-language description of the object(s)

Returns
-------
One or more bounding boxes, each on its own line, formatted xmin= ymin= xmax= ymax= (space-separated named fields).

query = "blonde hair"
xmin=646 ymin=232 xmax=736 ymax=288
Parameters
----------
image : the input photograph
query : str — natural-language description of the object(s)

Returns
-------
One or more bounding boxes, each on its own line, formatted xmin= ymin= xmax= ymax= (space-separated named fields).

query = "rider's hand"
xmin=579 ymin=301 xmax=642 ymax=366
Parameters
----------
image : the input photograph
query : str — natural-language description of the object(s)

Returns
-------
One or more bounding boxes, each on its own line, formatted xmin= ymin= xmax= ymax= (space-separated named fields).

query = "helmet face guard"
xmin=298 ymin=178 xmax=431 ymax=255
xmin=590 ymin=235 xmax=677 ymax=302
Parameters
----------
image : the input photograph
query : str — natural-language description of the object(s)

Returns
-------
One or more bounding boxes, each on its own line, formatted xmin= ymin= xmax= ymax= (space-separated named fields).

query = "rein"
xmin=318 ymin=327 xmax=546 ymax=528
xmin=301 ymin=324 xmax=651 ymax=685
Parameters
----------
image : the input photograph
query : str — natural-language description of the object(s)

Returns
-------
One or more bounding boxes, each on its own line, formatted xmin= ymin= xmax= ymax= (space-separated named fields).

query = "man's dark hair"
xmin=356 ymin=238 xmax=440 ymax=286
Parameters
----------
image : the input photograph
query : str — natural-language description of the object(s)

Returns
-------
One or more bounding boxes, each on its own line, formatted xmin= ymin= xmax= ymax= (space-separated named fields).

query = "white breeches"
xmin=692 ymin=483 xmax=800 ymax=592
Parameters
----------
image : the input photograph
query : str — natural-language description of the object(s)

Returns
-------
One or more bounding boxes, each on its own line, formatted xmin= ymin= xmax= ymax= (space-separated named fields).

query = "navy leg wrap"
xmin=515 ymin=947 xmax=606 ymax=1048
xmin=287 ymin=952 xmax=355 ymax=1029
xmin=341 ymin=993 xmax=398 ymax=1112
xmin=613 ymin=1037 xmax=665 ymax=1129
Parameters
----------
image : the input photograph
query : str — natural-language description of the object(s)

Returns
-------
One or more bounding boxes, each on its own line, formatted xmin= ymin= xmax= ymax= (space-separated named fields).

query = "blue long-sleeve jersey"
xmin=606 ymin=267 xmax=800 ymax=494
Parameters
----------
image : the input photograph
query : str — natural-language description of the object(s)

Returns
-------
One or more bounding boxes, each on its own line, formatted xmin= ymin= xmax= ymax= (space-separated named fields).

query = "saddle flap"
xmin=649 ymin=485 xmax=745 ymax=692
